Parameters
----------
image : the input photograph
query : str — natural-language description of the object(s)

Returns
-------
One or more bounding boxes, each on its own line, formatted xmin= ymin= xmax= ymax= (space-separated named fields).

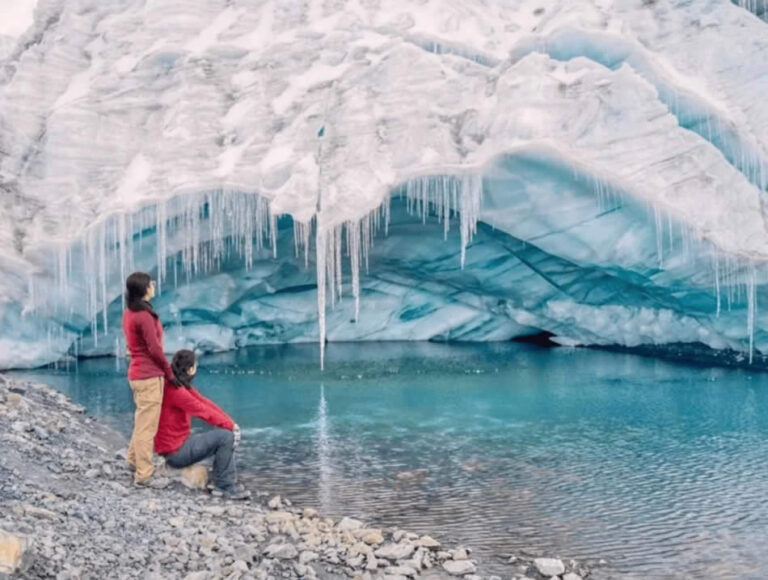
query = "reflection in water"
xmin=11 ymin=341 xmax=768 ymax=578
xmin=316 ymin=383 xmax=331 ymax=513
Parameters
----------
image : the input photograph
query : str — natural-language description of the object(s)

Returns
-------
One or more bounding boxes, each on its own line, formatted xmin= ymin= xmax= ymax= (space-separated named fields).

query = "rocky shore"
xmin=0 ymin=375 xmax=591 ymax=580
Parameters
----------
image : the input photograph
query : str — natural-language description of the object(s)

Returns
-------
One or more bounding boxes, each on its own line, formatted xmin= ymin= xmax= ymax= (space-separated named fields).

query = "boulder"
xmin=180 ymin=465 xmax=208 ymax=489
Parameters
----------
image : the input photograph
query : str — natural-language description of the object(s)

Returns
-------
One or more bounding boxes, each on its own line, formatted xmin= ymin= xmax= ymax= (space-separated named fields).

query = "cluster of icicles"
xmin=26 ymin=174 xmax=483 ymax=368
xmin=26 ymin=171 xmax=761 ymax=368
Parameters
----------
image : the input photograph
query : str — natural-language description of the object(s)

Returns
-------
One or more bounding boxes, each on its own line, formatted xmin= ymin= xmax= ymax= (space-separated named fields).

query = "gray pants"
xmin=165 ymin=428 xmax=237 ymax=491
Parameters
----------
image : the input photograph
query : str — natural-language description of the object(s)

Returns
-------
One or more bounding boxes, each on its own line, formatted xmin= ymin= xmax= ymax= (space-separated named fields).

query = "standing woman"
xmin=122 ymin=272 xmax=174 ymax=486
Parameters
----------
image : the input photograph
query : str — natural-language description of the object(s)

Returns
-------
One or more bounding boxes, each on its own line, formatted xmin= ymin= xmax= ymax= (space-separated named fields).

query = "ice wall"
xmin=1 ymin=0 xmax=768 ymax=368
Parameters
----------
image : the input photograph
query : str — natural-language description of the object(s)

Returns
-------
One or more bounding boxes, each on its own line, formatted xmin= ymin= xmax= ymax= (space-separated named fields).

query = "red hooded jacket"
xmin=122 ymin=308 xmax=174 ymax=382
xmin=154 ymin=383 xmax=235 ymax=455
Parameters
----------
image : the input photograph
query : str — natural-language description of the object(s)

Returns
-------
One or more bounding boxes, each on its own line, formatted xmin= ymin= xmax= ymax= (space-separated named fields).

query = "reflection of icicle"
xmin=316 ymin=383 xmax=331 ymax=513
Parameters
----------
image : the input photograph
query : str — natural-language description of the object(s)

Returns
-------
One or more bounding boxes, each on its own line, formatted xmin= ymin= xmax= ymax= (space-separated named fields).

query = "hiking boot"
xmin=134 ymin=475 xmax=170 ymax=490
xmin=211 ymin=485 xmax=251 ymax=501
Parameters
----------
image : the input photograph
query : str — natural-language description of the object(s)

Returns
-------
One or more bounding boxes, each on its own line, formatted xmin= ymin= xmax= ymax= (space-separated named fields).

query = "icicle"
xmin=270 ymin=211 xmax=278 ymax=259
xmin=348 ymin=220 xmax=361 ymax=322
xmin=156 ymin=201 xmax=167 ymax=292
xmin=654 ymin=205 xmax=664 ymax=268
xmin=334 ymin=225 xmax=343 ymax=301
xmin=316 ymin=226 xmax=327 ymax=371
xmin=99 ymin=223 xmax=108 ymax=334
xmin=714 ymin=252 xmax=721 ymax=317
xmin=459 ymin=173 xmax=482 ymax=268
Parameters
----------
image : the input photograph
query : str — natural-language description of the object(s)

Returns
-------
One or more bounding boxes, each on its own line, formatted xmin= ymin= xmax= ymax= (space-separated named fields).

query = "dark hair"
xmin=171 ymin=349 xmax=197 ymax=388
xmin=125 ymin=272 xmax=157 ymax=317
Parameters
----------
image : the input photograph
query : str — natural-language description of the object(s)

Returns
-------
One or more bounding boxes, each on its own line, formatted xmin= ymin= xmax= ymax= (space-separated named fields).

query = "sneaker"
xmin=211 ymin=485 xmax=251 ymax=501
xmin=134 ymin=475 xmax=170 ymax=490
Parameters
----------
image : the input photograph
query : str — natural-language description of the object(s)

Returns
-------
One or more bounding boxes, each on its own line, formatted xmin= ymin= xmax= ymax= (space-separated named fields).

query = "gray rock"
xmin=534 ymin=558 xmax=565 ymax=577
xmin=385 ymin=564 xmax=417 ymax=577
xmin=346 ymin=554 xmax=364 ymax=568
xmin=337 ymin=517 xmax=363 ymax=531
xmin=267 ymin=496 xmax=283 ymax=510
xmin=374 ymin=543 xmax=415 ymax=561
xmin=263 ymin=543 xmax=298 ymax=560
xmin=563 ymin=574 xmax=583 ymax=580
xmin=299 ymin=551 xmax=319 ymax=565
xmin=441 ymin=560 xmax=476 ymax=576
xmin=365 ymin=554 xmax=378 ymax=571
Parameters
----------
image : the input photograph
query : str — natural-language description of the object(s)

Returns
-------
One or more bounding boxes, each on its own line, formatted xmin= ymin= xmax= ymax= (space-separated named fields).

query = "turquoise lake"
xmin=12 ymin=342 xmax=768 ymax=579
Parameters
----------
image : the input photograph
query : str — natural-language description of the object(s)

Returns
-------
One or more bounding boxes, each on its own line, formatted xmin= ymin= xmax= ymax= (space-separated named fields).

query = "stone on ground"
xmin=0 ymin=530 xmax=26 ymax=575
xmin=534 ymin=557 xmax=566 ymax=576
xmin=442 ymin=559 xmax=477 ymax=576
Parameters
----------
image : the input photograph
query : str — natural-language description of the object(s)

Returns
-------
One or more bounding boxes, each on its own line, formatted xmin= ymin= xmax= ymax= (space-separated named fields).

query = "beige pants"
xmin=126 ymin=376 xmax=163 ymax=482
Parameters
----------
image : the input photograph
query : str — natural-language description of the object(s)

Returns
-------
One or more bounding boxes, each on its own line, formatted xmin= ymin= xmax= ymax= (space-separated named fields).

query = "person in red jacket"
xmin=156 ymin=349 xmax=250 ymax=500
xmin=122 ymin=271 xmax=174 ymax=486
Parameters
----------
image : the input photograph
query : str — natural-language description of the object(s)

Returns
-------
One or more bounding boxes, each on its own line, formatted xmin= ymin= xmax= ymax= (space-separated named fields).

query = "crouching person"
xmin=155 ymin=349 xmax=250 ymax=500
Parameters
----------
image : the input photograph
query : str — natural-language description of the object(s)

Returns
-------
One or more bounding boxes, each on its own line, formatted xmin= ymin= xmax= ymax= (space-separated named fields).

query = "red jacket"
xmin=154 ymin=383 xmax=235 ymax=455
xmin=122 ymin=308 xmax=174 ymax=381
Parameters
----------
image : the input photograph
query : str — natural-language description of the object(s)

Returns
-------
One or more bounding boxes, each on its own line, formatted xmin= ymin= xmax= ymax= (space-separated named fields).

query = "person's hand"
xmin=233 ymin=424 xmax=241 ymax=449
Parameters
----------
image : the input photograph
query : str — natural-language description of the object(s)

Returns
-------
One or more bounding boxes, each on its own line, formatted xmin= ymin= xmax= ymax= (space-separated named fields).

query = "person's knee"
xmin=215 ymin=428 xmax=235 ymax=446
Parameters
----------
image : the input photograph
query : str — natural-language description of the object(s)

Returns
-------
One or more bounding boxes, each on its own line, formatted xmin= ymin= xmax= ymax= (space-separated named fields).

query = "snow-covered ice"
xmin=1 ymin=0 xmax=768 ymax=368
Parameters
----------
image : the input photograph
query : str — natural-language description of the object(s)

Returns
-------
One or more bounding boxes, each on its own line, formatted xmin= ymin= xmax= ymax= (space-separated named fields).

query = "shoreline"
xmin=0 ymin=374 xmax=591 ymax=580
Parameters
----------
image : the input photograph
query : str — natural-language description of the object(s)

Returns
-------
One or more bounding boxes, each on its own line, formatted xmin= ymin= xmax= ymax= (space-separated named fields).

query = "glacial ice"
xmin=1 ymin=0 xmax=768 ymax=369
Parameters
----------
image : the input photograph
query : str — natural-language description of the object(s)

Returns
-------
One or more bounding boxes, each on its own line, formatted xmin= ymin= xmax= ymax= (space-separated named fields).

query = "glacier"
xmin=1 ymin=0 xmax=768 ymax=369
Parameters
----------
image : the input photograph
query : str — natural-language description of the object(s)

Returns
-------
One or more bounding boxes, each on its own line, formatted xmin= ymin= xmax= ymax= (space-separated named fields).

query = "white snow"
xmin=0 ymin=0 xmax=767 ymax=368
